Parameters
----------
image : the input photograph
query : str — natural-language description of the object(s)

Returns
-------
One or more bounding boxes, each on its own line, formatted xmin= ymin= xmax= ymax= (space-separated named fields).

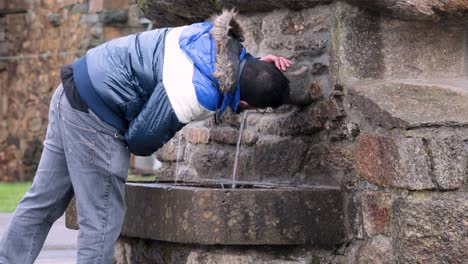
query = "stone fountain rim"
xmin=126 ymin=181 xmax=341 ymax=191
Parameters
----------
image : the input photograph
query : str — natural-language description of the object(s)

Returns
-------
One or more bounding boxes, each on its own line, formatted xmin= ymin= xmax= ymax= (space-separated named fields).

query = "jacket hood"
xmin=209 ymin=9 xmax=245 ymax=94
xmin=179 ymin=10 xmax=245 ymax=94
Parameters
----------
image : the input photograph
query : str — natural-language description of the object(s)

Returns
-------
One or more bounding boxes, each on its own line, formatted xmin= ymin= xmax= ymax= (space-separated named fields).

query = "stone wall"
xmin=155 ymin=7 xmax=348 ymax=187
xmin=0 ymin=0 xmax=146 ymax=181
xmin=110 ymin=1 xmax=468 ymax=263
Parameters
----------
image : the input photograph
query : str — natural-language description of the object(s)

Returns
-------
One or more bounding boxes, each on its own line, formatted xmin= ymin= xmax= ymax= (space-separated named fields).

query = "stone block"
xmin=254 ymin=106 xmax=324 ymax=136
xmin=356 ymin=133 xmax=466 ymax=190
xmin=67 ymin=182 xmax=346 ymax=247
xmin=303 ymin=143 xmax=355 ymax=176
xmin=186 ymin=144 xmax=234 ymax=181
xmin=236 ymin=137 xmax=309 ymax=183
xmin=254 ymin=98 xmax=345 ymax=137
xmin=70 ymin=3 xmax=89 ymax=14
xmin=210 ymin=126 xmax=258 ymax=146
xmin=394 ymin=191 xmax=468 ymax=263
xmin=428 ymin=136 xmax=466 ymax=189
xmin=89 ymin=0 xmax=129 ymax=13
xmin=182 ymin=126 xmax=210 ymax=144
xmin=155 ymin=133 xmax=184 ymax=162
xmin=356 ymin=134 xmax=434 ymax=189
xmin=103 ymin=26 xmax=122 ymax=40
xmin=113 ymin=237 xmax=330 ymax=264
xmin=360 ymin=191 xmax=393 ymax=237
xmin=346 ymin=0 xmax=468 ymax=20
xmin=336 ymin=5 xmax=465 ymax=80
xmin=47 ymin=13 xmax=62 ymax=27
xmin=137 ymin=0 xmax=468 ymax=24
xmin=99 ymin=10 xmax=128 ymax=25
xmin=207 ymin=126 xmax=238 ymax=145
xmin=348 ymin=80 xmax=468 ymax=129
xmin=1 ymin=0 xmax=28 ymax=11
xmin=186 ymin=250 xmax=312 ymax=264
xmin=379 ymin=19 xmax=464 ymax=79
xmin=344 ymin=236 xmax=394 ymax=264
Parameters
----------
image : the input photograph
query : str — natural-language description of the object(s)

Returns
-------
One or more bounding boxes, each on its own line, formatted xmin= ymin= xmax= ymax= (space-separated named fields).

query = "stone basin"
xmin=66 ymin=181 xmax=345 ymax=247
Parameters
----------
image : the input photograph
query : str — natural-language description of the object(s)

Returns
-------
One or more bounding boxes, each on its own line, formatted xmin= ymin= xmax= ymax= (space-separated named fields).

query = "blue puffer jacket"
xmin=72 ymin=10 xmax=247 ymax=156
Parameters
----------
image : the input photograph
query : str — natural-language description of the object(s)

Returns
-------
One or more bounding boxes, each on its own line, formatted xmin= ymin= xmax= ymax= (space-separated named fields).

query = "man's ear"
xmin=238 ymin=100 xmax=250 ymax=108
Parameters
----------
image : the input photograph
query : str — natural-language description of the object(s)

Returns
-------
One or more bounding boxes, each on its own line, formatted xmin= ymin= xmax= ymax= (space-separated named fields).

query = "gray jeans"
xmin=0 ymin=84 xmax=130 ymax=264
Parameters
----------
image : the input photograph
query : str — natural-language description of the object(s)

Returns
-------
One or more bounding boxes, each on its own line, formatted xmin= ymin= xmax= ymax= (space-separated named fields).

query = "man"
xmin=0 ymin=10 xmax=292 ymax=264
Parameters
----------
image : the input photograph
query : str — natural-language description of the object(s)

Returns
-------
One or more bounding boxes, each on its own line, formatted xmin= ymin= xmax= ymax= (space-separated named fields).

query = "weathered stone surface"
xmin=360 ymin=191 xmax=393 ymax=237
xmin=113 ymin=237 xmax=333 ymax=264
xmin=349 ymin=80 xmax=468 ymax=129
xmin=47 ymin=13 xmax=62 ymax=27
xmin=210 ymin=126 xmax=240 ymax=145
xmin=184 ymin=136 xmax=312 ymax=184
xmin=137 ymin=0 xmax=468 ymax=25
xmin=379 ymin=21 xmax=464 ymax=79
xmin=334 ymin=4 xmax=465 ymax=81
xmin=304 ymin=144 xmax=354 ymax=176
xmin=339 ymin=236 xmax=395 ymax=264
xmin=155 ymin=133 xmax=185 ymax=162
xmin=67 ymin=182 xmax=346 ymax=247
xmin=210 ymin=126 xmax=258 ymax=146
xmin=113 ymin=237 xmax=194 ymax=264
xmin=347 ymin=0 xmax=468 ymax=20
xmin=253 ymin=106 xmax=324 ymax=136
xmin=90 ymin=0 xmax=131 ymax=13
xmin=394 ymin=191 xmax=468 ymax=263
xmin=355 ymin=134 xmax=435 ymax=190
xmin=357 ymin=133 xmax=465 ymax=190
xmin=0 ymin=0 xmax=145 ymax=181
xmin=428 ymin=136 xmax=467 ymax=189
xmin=182 ymin=125 xmax=210 ymax=144
xmin=236 ymin=137 xmax=309 ymax=183
xmin=99 ymin=10 xmax=129 ymax=24
xmin=185 ymin=143 xmax=234 ymax=181
xmin=186 ymin=250 xmax=313 ymax=264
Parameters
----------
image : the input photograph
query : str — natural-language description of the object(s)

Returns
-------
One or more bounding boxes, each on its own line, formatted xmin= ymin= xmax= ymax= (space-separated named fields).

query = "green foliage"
xmin=127 ymin=173 xmax=158 ymax=182
xmin=0 ymin=182 xmax=32 ymax=212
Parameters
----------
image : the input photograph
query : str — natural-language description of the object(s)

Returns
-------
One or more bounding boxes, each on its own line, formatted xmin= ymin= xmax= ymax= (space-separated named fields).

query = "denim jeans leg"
xmin=0 ymin=85 xmax=74 ymax=264
xmin=58 ymin=91 xmax=130 ymax=264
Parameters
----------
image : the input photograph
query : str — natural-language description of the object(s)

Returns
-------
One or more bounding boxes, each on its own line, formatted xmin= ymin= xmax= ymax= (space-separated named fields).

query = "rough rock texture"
xmin=113 ymin=237 xmax=334 ymax=264
xmin=340 ymin=235 xmax=395 ymax=264
xmin=136 ymin=0 xmax=468 ymax=25
xmin=67 ymin=183 xmax=346 ymax=247
xmin=394 ymin=191 xmax=468 ymax=263
xmin=43 ymin=1 xmax=467 ymax=263
xmin=0 ymin=0 xmax=146 ymax=181
xmin=355 ymin=134 xmax=466 ymax=190
xmin=348 ymin=80 xmax=468 ymax=129
xmin=333 ymin=5 xmax=465 ymax=81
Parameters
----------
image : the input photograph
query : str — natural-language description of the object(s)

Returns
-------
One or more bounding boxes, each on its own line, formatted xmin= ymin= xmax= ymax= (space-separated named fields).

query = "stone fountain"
xmin=66 ymin=1 xmax=468 ymax=263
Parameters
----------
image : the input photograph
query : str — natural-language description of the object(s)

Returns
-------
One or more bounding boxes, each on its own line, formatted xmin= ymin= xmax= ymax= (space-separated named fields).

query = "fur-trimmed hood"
xmin=209 ymin=9 xmax=246 ymax=94
xmin=178 ymin=9 xmax=249 ymax=113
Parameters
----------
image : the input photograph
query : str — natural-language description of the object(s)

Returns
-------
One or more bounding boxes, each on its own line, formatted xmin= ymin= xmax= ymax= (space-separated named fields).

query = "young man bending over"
xmin=0 ymin=10 xmax=292 ymax=264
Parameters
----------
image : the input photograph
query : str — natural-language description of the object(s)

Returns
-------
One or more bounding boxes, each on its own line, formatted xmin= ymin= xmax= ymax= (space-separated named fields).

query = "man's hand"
xmin=260 ymin=55 xmax=293 ymax=72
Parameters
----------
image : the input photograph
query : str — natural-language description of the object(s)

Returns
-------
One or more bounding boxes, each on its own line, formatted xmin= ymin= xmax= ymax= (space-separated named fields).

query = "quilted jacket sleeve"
xmin=125 ymin=82 xmax=184 ymax=156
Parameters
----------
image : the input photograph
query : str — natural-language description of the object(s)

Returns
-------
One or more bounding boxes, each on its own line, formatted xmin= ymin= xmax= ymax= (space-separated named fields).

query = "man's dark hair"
xmin=239 ymin=60 xmax=290 ymax=109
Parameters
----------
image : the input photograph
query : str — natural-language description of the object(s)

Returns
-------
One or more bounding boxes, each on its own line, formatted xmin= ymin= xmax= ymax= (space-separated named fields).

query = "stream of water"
xmin=232 ymin=111 xmax=249 ymax=189
xmin=174 ymin=133 xmax=182 ymax=182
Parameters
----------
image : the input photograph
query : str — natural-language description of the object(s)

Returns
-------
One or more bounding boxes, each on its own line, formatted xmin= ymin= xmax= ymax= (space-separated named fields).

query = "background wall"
xmin=0 ymin=0 xmax=146 ymax=181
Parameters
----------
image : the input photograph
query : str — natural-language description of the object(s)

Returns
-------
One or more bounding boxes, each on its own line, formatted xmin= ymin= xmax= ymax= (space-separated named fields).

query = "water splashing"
xmin=232 ymin=111 xmax=248 ymax=189
xmin=174 ymin=133 xmax=182 ymax=182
